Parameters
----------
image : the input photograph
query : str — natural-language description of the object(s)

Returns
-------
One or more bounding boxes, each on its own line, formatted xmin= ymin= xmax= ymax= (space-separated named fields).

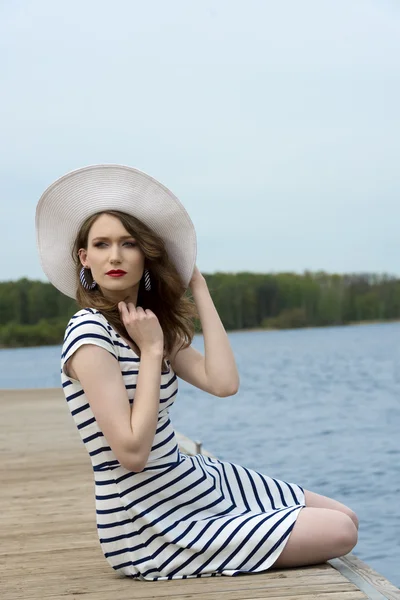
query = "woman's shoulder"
xmin=62 ymin=308 xmax=118 ymax=363
xmin=67 ymin=307 xmax=107 ymax=326
xmin=64 ymin=308 xmax=114 ymax=342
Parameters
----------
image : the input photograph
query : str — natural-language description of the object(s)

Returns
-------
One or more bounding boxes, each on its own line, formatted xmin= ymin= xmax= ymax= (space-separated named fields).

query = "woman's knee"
xmin=310 ymin=510 xmax=358 ymax=558
xmin=303 ymin=489 xmax=359 ymax=530
xmin=333 ymin=512 xmax=358 ymax=555
xmin=348 ymin=509 xmax=359 ymax=530
xmin=273 ymin=508 xmax=358 ymax=568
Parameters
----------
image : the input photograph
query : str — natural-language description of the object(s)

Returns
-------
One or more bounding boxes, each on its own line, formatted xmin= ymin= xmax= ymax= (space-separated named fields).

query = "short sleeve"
xmin=61 ymin=310 xmax=118 ymax=375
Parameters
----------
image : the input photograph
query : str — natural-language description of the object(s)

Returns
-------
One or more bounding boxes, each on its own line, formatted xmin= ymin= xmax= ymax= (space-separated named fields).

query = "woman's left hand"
xmin=189 ymin=265 xmax=205 ymax=288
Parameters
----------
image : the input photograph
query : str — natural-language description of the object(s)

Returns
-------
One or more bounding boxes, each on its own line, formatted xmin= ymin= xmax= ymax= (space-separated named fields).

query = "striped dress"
xmin=61 ymin=308 xmax=306 ymax=581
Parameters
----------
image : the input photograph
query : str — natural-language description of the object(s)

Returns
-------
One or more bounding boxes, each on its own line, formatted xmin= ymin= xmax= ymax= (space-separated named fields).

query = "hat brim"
xmin=35 ymin=164 xmax=197 ymax=298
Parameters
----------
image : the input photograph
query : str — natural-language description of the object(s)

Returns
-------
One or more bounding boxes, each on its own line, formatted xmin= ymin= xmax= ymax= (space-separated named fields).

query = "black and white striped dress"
xmin=61 ymin=308 xmax=305 ymax=581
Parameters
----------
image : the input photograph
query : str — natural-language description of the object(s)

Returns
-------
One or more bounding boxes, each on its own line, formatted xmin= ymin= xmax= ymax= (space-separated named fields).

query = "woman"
xmin=36 ymin=164 xmax=358 ymax=581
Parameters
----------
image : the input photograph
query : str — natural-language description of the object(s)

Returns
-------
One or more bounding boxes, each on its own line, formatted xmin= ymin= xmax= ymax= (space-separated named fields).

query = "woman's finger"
xmin=118 ymin=301 xmax=127 ymax=315
xmin=127 ymin=302 xmax=136 ymax=314
xmin=118 ymin=302 xmax=130 ymax=325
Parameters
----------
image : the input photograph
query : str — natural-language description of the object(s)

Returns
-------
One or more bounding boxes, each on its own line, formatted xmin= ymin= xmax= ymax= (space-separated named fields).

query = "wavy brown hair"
xmin=72 ymin=210 xmax=198 ymax=357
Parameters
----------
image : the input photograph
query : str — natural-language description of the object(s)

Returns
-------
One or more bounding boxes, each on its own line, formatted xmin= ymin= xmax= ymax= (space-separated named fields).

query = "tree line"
xmin=1 ymin=272 xmax=400 ymax=347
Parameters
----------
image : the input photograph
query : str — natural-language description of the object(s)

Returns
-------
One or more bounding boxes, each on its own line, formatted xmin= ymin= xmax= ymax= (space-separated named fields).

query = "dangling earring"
xmin=80 ymin=266 xmax=97 ymax=290
xmin=144 ymin=269 xmax=151 ymax=291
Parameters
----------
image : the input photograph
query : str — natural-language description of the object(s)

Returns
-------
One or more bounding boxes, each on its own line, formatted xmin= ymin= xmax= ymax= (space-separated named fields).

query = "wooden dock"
xmin=1 ymin=388 xmax=399 ymax=600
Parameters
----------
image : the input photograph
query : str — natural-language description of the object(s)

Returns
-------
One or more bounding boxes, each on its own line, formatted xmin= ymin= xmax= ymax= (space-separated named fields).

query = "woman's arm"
xmin=171 ymin=267 xmax=240 ymax=397
xmin=69 ymin=304 xmax=164 ymax=472
xmin=69 ymin=345 xmax=163 ymax=472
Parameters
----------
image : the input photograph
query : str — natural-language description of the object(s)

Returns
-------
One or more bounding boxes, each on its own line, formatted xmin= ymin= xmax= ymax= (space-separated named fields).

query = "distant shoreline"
xmin=227 ymin=317 xmax=400 ymax=335
xmin=3 ymin=273 xmax=400 ymax=350
xmin=1 ymin=318 xmax=400 ymax=350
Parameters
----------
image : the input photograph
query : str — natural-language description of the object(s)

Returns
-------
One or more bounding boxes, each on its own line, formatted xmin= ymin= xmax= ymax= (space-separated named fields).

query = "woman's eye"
xmin=93 ymin=241 xmax=136 ymax=248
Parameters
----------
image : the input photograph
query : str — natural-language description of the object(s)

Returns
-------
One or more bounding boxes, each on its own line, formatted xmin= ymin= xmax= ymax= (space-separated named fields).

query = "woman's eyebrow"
xmin=91 ymin=235 xmax=136 ymax=242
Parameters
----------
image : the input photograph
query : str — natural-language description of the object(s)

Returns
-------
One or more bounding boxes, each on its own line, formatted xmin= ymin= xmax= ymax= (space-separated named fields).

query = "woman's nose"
xmin=109 ymin=244 xmax=122 ymax=263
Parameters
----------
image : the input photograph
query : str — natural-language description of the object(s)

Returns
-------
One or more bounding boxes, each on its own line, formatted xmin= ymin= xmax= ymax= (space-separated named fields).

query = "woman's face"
xmin=79 ymin=213 xmax=145 ymax=301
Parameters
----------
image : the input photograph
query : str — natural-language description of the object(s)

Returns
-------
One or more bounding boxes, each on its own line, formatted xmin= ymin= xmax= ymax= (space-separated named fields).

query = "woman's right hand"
xmin=118 ymin=302 xmax=164 ymax=354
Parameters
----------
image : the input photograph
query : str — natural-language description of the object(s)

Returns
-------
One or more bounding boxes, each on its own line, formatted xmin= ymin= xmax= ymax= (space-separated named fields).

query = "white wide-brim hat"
xmin=36 ymin=164 xmax=197 ymax=299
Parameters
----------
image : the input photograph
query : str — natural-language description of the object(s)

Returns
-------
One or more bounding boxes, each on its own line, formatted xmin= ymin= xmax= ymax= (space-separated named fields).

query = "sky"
xmin=1 ymin=0 xmax=400 ymax=282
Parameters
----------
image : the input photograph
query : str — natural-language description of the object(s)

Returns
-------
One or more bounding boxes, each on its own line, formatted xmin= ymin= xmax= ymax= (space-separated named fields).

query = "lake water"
xmin=1 ymin=322 xmax=399 ymax=586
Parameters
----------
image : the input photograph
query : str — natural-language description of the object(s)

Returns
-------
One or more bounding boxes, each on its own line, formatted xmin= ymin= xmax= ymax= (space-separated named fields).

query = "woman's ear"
xmin=78 ymin=248 xmax=89 ymax=268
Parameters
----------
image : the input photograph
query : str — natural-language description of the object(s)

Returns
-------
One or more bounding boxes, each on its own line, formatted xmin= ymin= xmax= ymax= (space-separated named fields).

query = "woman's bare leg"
xmin=273 ymin=507 xmax=358 ymax=568
xmin=303 ymin=489 xmax=359 ymax=529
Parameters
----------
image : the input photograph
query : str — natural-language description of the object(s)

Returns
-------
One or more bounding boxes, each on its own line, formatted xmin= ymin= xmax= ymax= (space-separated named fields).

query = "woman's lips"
xmin=106 ymin=271 xmax=126 ymax=277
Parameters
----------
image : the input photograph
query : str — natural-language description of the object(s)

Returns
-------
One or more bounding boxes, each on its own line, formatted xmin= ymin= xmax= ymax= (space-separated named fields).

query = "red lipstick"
xmin=106 ymin=270 xmax=127 ymax=278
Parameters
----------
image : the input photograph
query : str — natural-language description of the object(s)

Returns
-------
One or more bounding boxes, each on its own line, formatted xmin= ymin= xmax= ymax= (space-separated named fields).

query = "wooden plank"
xmin=2 ymin=588 xmax=368 ymax=600
xmin=331 ymin=556 xmax=400 ymax=600
xmin=0 ymin=389 xmax=395 ymax=600
xmin=1 ymin=561 xmax=347 ymax=586
xmin=2 ymin=567 xmax=366 ymax=600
